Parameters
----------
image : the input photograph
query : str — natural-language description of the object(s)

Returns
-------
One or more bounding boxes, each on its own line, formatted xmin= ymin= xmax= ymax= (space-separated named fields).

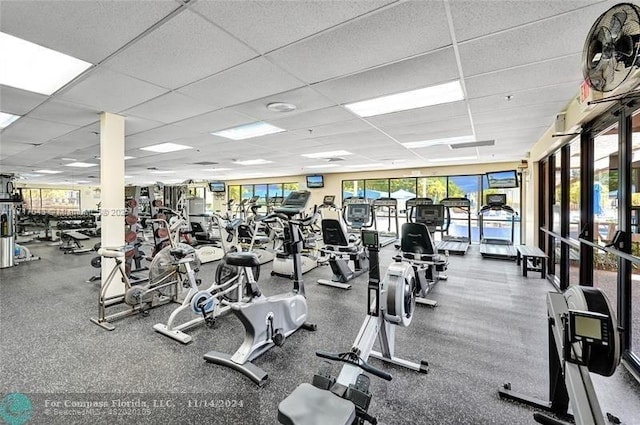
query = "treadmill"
xmin=371 ymin=197 xmax=399 ymax=248
xmin=478 ymin=193 xmax=517 ymax=260
xmin=438 ymin=197 xmax=471 ymax=255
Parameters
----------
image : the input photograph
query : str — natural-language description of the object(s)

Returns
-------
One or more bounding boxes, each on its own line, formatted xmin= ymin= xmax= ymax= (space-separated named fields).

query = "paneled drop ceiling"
xmin=0 ymin=0 xmax=617 ymax=185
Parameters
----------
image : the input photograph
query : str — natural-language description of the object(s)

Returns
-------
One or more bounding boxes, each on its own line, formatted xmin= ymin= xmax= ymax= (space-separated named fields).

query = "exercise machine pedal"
xmin=312 ymin=362 xmax=335 ymax=390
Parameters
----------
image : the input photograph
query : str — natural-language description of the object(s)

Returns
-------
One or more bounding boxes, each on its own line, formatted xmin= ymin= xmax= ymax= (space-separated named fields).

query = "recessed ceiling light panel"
xmin=402 ymin=135 xmax=475 ymax=149
xmin=64 ymin=162 xmax=98 ymax=168
xmin=301 ymin=150 xmax=352 ymax=159
xmin=140 ymin=143 xmax=193 ymax=153
xmin=35 ymin=169 xmax=63 ymax=174
xmin=306 ymin=164 xmax=340 ymax=169
xmin=0 ymin=112 xmax=21 ymax=129
xmin=345 ymin=80 xmax=464 ymax=117
xmin=0 ymin=32 xmax=92 ymax=95
xmin=427 ymin=155 xmax=477 ymax=163
xmin=211 ymin=122 xmax=285 ymax=140
xmin=234 ymin=159 xmax=273 ymax=165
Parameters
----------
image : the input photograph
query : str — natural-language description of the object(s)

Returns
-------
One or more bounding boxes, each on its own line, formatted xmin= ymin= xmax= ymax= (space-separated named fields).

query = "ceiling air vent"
xmin=449 ymin=140 xmax=495 ymax=149
xmin=193 ymin=161 xmax=218 ymax=166
xmin=327 ymin=157 xmax=345 ymax=162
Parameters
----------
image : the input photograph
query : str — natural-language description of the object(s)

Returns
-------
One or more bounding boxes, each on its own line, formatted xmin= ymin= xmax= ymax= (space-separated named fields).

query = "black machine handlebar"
xmin=315 ymin=350 xmax=392 ymax=381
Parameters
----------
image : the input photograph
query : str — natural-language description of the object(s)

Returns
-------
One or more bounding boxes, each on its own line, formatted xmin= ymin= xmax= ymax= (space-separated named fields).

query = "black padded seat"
xmin=224 ymin=252 xmax=261 ymax=267
xmin=278 ymin=383 xmax=355 ymax=425
xmin=169 ymin=246 xmax=195 ymax=259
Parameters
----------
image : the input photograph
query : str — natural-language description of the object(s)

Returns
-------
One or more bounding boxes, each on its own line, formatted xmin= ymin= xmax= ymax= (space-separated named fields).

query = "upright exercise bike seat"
xmin=278 ymin=383 xmax=356 ymax=425
xmin=224 ymin=252 xmax=261 ymax=268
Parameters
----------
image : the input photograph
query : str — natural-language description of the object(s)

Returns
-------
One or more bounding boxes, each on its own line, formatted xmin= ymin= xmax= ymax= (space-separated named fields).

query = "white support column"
xmin=100 ymin=112 xmax=125 ymax=297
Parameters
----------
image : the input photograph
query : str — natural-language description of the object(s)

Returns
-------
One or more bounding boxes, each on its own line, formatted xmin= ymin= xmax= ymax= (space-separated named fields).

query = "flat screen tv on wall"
xmin=486 ymin=170 xmax=519 ymax=188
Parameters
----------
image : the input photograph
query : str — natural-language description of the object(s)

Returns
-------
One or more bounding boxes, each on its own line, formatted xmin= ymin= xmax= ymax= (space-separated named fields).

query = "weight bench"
xmin=515 ymin=245 xmax=548 ymax=278
xmin=60 ymin=230 xmax=93 ymax=254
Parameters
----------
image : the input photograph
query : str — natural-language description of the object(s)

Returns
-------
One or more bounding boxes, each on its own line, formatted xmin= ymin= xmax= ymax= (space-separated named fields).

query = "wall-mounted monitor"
xmin=486 ymin=170 xmax=519 ymax=188
xmin=306 ymin=175 xmax=324 ymax=189
xmin=209 ymin=181 xmax=226 ymax=192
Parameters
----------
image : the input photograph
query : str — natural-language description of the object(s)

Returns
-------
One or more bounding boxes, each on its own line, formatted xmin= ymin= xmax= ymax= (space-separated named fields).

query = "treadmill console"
xmin=346 ymin=203 xmax=371 ymax=225
xmin=415 ymin=204 xmax=445 ymax=227
xmin=406 ymin=197 xmax=434 ymax=207
xmin=274 ymin=190 xmax=311 ymax=217
xmin=486 ymin=193 xmax=507 ymax=207
xmin=322 ymin=195 xmax=335 ymax=206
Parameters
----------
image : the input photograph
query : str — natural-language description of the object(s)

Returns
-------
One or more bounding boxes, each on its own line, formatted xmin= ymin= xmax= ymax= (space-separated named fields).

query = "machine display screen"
xmin=209 ymin=181 xmax=226 ymax=192
xmin=323 ymin=195 xmax=335 ymax=204
xmin=574 ymin=315 xmax=602 ymax=340
xmin=486 ymin=170 xmax=519 ymax=188
xmin=416 ymin=204 xmax=444 ymax=224
xmin=352 ymin=206 xmax=366 ymax=217
xmin=486 ymin=193 xmax=507 ymax=206
xmin=361 ymin=230 xmax=378 ymax=248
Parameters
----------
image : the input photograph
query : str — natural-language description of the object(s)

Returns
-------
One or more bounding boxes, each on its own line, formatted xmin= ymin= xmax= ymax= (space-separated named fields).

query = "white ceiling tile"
xmin=124 ymin=116 xmax=165 ymax=136
xmin=313 ymin=48 xmax=459 ymax=104
xmin=473 ymin=102 xmax=568 ymax=128
xmin=177 ymin=58 xmax=305 ymax=108
xmin=267 ymin=1 xmax=451 ymax=83
xmin=468 ymin=82 xmax=578 ymax=115
xmin=58 ymin=68 xmax=168 ymax=113
xmin=173 ymin=109 xmax=255 ymax=133
xmin=270 ymin=106 xmax=356 ymax=131
xmin=104 ymin=9 xmax=258 ymax=89
xmin=465 ymin=54 xmax=583 ymax=99
xmin=0 ymin=86 xmax=47 ymax=116
xmin=192 ymin=0 xmax=394 ymax=53
xmin=449 ymin=0 xmax=608 ymax=42
xmin=387 ymin=122 xmax=474 ymax=143
xmin=230 ymin=86 xmax=336 ymax=121
xmin=124 ymin=92 xmax=219 ymax=124
xmin=29 ymin=100 xmax=100 ymax=127
xmin=0 ymin=0 xmax=180 ymax=63
xmin=125 ymin=124 xmax=204 ymax=149
xmin=0 ymin=117 xmax=76 ymax=145
xmin=458 ymin=5 xmax=609 ymax=77
xmin=367 ymin=101 xmax=469 ymax=128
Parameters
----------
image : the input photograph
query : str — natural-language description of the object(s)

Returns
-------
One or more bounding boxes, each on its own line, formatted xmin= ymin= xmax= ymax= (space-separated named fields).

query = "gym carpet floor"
xmin=1 ymin=239 xmax=639 ymax=425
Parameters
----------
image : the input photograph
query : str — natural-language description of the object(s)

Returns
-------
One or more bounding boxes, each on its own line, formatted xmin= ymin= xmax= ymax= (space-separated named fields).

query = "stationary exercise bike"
xmin=278 ymin=230 xmax=428 ymax=425
xmin=203 ymin=191 xmax=317 ymax=386
xmin=317 ymin=209 xmax=369 ymax=290
xmin=153 ymin=214 xmax=262 ymax=344
xmin=90 ymin=223 xmax=191 ymax=331
xmin=499 ymin=286 xmax=622 ymax=425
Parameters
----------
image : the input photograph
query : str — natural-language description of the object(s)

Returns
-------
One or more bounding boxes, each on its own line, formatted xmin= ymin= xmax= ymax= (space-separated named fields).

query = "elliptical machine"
xmin=278 ymin=230 xmax=428 ymax=425
xmin=499 ymin=286 xmax=622 ymax=425
xmin=203 ymin=191 xmax=317 ymax=386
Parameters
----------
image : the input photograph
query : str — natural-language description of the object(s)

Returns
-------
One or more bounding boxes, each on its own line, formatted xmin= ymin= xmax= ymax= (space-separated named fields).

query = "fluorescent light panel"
xmin=301 ymin=150 xmax=352 ymax=159
xmin=211 ymin=122 xmax=285 ymax=140
xmin=65 ymin=162 xmax=98 ymax=168
xmin=0 ymin=112 xmax=21 ymax=129
xmin=140 ymin=143 xmax=193 ymax=153
xmin=427 ymin=156 xmax=477 ymax=163
xmin=204 ymin=168 xmax=232 ymax=172
xmin=0 ymin=32 xmax=92 ymax=95
xmin=234 ymin=159 xmax=273 ymax=165
xmin=345 ymin=80 xmax=464 ymax=117
xmin=348 ymin=163 xmax=384 ymax=168
xmin=402 ymin=135 xmax=475 ymax=149
xmin=35 ymin=169 xmax=63 ymax=174
xmin=150 ymin=170 xmax=175 ymax=175
xmin=306 ymin=164 xmax=340 ymax=169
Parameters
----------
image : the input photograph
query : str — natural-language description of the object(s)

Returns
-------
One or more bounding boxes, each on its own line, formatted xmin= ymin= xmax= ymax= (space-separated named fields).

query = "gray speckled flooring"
xmin=1 ymin=239 xmax=639 ymax=425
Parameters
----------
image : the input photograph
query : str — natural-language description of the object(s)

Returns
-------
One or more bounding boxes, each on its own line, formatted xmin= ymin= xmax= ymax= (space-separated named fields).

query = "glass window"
xmin=228 ymin=185 xmax=241 ymax=206
xmin=481 ymin=175 xmax=521 ymax=245
xmin=254 ymin=184 xmax=267 ymax=204
xmin=569 ymin=138 xmax=581 ymax=241
xmin=553 ymin=151 xmax=562 ymax=276
xmin=342 ymin=180 xmax=365 ymax=201
xmin=448 ymin=175 xmax=480 ymax=242
xmin=417 ymin=177 xmax=446 ymax=202
xmin=241 ymin=185 xmax=254 ymax=200
xmin=390 ymin=178 xmax=416 ymax=224
xmin=268 ymin=184 xmax=283 ymax=199
xmin=364 ymin=179 xmax=389 ymax=199
xmin=283 ymin=182 xmax=299 ymax=197
xmin=569 ymin=245 xmax=580 ymax=286
xmin=593 ymin=122 xmax=619 ymax=318
xmin=22 ymin=188 xmax=42 ymax=211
